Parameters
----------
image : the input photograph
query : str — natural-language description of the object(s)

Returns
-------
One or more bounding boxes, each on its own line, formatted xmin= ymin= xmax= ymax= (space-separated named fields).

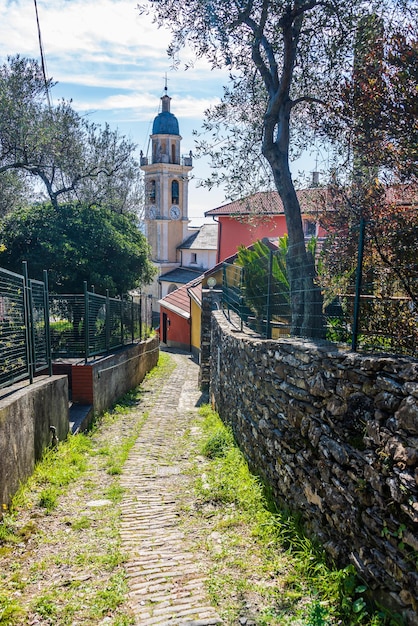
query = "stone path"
xmin=120 ymin=350 xmax=222 ymax=626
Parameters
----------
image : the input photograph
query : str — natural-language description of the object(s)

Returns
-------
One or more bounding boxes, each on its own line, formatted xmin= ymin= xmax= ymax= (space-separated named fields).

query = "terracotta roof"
xmin=205 ymin=189 xmax=324 ymax=217
xmin=205 ymin=185 xmax=417 ymax=218
xmin=158 ymin=276 xmax=202 ymax=318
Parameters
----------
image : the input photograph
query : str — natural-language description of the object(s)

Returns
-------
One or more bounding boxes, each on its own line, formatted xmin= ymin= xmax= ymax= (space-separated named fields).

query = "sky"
xmin=0 ymin=0 xmax=317 ymax=225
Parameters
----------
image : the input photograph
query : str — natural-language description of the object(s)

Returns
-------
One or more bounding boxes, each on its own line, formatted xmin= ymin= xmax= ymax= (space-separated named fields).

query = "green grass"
xmin=0 ymin=352 xmax=172 ymax=626
xmin=1 ymin=353 xmax=403 ymax=626
xmin=11 ymin=434 xmax=92 ymax=512
xmin=192 ymin=405 xmax=406 ymax=626
xmin=0 ymin=594 xmax=25 ymax=625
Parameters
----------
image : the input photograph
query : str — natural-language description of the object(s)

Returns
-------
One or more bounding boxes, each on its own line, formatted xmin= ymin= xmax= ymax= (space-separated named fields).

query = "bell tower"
xmin=140 ymin=90 xmax=193 ymax=284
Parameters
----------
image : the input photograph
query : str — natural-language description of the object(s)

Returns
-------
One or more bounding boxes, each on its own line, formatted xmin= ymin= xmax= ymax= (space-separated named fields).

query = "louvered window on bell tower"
xmin=171 ymin=180 xmax=179 ymax=204
xmin=149 ymin=180 xmax=156 ymax=202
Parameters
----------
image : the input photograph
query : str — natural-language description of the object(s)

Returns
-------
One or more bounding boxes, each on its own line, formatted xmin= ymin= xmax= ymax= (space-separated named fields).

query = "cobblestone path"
xmin=120 ymin=351 xmax=222 ymax=626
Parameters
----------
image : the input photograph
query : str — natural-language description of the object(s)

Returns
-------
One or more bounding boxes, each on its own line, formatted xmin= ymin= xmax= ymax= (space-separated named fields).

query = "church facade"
xmin=140 ymin=91 xmax=217 ymax=317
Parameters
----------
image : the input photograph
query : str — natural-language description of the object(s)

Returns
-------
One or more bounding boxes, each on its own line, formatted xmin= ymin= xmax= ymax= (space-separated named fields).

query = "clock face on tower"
xmin=170 ymin=205 xmax=180 ymax=220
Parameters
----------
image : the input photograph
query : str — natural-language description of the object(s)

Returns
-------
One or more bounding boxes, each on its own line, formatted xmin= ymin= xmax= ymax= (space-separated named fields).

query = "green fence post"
xmin=239 ymin=267 xmax=244 ymax=331
xmin=43 ymin=269 xmax=52 ymax=376
xmin=138 ymin=293 xmax=142 ymax=340
xmin=266 ymin=250 xmax=273 ymax=339
xmin=22 ymin=261 xmax=33 ymax=384
xmin=131 ymin=296 xmax=135 ymax=343
xmin=120 ymin=298 xmax=124 ymax=346
xmin=352 ymin=217 xmax=366 ymax=351
xmin=106 ymin=289 xmax=110 ymax=353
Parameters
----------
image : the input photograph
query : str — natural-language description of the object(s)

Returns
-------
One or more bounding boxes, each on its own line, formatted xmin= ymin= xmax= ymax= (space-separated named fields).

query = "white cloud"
xmin=1 ymin=0 xmax=227 ymax=113
xmin=0 ymin=0 xmax=230 ymax=215
xmin=75 ymin=90 xmax=219 ymax=119
xmin=0 ymin=0 xmax=170 ymax=57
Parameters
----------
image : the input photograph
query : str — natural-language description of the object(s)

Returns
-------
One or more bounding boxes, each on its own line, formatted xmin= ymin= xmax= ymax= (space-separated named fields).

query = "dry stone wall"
xmin=210 ymin=311 xmax=418 ymax=624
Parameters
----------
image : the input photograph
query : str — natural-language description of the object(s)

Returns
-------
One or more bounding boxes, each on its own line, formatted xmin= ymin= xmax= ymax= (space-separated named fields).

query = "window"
xmin=168 ymin=284 xmax=178 ymax=294
xmin=149 ymin=180 xmax=156 ymax=203
xmin=191 ymin=253 xmax=197 ymax=264
xmin=171 ymin=180 xmax=179 ymax=204
xmin=304 ymin=220 xmax=316 ymax=237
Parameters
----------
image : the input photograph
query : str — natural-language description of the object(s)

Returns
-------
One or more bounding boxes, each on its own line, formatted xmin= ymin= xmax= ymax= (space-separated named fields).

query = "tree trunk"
xmin=265 ymin=146 xmax=325 ymax=338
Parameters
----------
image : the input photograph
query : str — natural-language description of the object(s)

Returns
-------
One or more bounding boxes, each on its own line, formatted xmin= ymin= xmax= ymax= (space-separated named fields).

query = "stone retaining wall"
xmin=210 ymin=311 xmax=418 ymax=623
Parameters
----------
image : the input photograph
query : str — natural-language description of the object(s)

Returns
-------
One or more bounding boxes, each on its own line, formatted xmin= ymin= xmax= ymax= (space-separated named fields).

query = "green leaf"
xmin=352 ymin=598 xmax=366 ymax=613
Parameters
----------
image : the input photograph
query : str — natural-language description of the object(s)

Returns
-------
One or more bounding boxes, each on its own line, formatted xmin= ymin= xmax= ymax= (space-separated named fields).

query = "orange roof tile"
xmin=158 ymin=276 xmax=202 ymax=318
xmin=205 ymin=185 xmax=416 ymax=218
xmin=205 ymin=189 xmax=326 ymax=217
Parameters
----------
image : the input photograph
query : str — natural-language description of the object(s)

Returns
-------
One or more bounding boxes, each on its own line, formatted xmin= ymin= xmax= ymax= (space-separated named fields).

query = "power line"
xmin=33 ymin=0 xmax=52 ymax=108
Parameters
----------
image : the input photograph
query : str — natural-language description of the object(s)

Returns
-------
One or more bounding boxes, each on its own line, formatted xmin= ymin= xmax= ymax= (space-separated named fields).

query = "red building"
xmin=205 ymin=189 xmax=328 ymax=262
xmin=159 ymin=187 xmax=331 ymax=354
xmin=158 ymin=277 xmax=200 ymax=351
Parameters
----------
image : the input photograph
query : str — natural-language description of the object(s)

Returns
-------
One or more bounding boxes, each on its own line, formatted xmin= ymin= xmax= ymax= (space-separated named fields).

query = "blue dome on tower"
xmin=152 ymin=94 xmax=180 ymax=135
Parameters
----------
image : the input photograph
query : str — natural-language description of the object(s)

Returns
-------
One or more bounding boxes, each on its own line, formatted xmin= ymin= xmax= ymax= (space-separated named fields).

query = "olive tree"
xmin=139 ymin=0 xmax=415 ymax=338
xmin=0 ymin=56 xmax=142 ymax=214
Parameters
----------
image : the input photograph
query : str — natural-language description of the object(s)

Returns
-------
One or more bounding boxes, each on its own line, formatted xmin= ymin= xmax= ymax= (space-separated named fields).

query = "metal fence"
xmin=222 ymin=213 xmax=418 ymax=357
xmin=0 ymin=264 xmax=50 ymax=390
xmin=1 ymin=264 xmax=153 ymax=389
xmin=49 ymin=285 xmax=150 ymax=360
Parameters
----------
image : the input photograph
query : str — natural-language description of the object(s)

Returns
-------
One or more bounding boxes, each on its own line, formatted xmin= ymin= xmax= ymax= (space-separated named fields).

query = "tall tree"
xmin=318 ymin=25 xmax=417 ymax=353
xmin=330 ymin=22 xmax=417 ymax=184
xmin=0 ymin=56 xmax=142 ymax=213
xmin=139 ymin=0 xmax=414 ymax=338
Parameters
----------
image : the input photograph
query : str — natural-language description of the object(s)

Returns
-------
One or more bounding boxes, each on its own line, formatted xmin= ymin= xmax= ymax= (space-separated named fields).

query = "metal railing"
xmin=50 ymin=283 xmax=151 ymax=360
xmin=0 ymin=263 xmax=50 ymax=389
xmin=28 ymin=272 xmax=51 ymax=375
xmin=222 ymin=220 xmax=418 ymax=357
xmin=1 ymin=264 xmax=153 ymax=389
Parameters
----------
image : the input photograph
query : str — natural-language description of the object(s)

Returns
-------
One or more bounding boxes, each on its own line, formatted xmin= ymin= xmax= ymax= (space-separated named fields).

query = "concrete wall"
xmin=210 ymin=311 xmax=418 ymax=624
xmin=159 ymin=306 xmax=190 ymax=352
xmin=0 ymin=375 xmax=69 ymax=509
xmin=72 ymin=335 xmax=159 ymax=416
xmin=1 ymin=336 xmax=159 ymax=509
xmin=190 ymin=297 xmax=201 ymax=361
